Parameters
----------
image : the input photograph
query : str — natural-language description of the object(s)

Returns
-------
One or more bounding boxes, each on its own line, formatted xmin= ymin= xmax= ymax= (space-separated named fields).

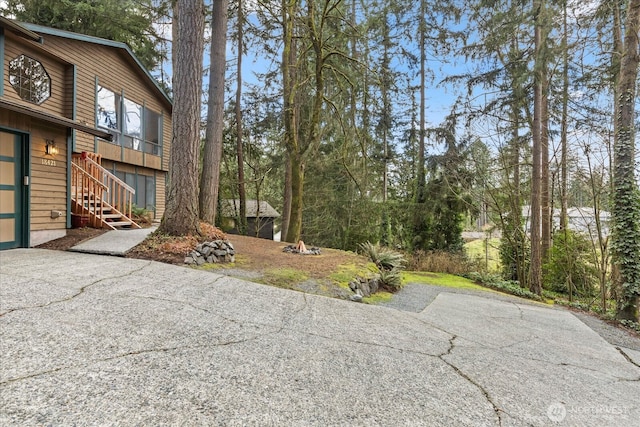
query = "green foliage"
xmin=499 ymin=213 xmax=529 ymax=284
xmin=359 ymin=241 xmax=406 ymax=271
xmin=465 ymin=272 xmax=546 ymax=302
xmin=357 ymin=242 xmax=405 ymax=294
xmin=3 ymin=0 xmax=167 ymax=71
xmin=619 ymin=320 xmax=640 ymax=333
xmin=402 ymin=271 xmax=489 ymax=291
xmin=611 ymin=185 xmax=640 ymax=320
xmin=262 ymin=268 xmax=309 ymax=290
xmin=377 ymin=268 xmax=403 ymax=290
xmin=362 ymin=291 xmax=394 ymax=304
xmin=464 ymin=238 xmax=501 ymax=272
xmin=408 ymin=249 xmax=476 ymax=275
xmin=543 ymin=230 xmax=598 ymax=296
xmin=329 ymin=263 xmax=377 ymax=289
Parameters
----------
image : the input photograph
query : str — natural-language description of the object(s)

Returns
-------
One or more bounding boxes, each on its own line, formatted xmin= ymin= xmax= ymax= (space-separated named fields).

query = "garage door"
xmin=0 ymin=130 xmax=25 ymax=249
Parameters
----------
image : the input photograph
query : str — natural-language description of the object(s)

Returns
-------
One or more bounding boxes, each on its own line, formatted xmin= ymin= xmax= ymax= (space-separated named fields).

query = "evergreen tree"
xmin=2 ymin=0 xmax=167 ymax=71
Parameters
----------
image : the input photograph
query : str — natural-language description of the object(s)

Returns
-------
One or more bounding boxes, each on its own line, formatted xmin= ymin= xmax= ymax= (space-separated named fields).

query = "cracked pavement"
xmin=1 ymin=249 xmax=639 ymax=426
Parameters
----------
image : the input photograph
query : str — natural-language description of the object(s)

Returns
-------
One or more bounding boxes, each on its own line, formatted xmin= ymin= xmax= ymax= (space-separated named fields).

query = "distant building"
xmin=221 ymin=199 xmax=280 ymax=240
xmin=522 ymin=205 xmax=611 ymax=237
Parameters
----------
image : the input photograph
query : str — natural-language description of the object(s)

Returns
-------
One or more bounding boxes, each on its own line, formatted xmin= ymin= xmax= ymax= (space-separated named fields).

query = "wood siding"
xmin=3 ymin=33 xmax=71 ymax=119
xmin=38 ymin=35 xmax=171 ymax=171
xmin=2 ymin=26 xmax=171 ymax=228
xmin=0 ymin=109 xmax=68 ymax=232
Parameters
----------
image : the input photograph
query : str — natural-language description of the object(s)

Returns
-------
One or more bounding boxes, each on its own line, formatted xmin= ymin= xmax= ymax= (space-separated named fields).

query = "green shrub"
xmin=543 ymin=230 xmax=598 ymax=297
xmin=357 ymin=242 xmax=405 ymax=294
xmin=465 ymin=271 xmax=544 ymax=302
xmin=377 ymin=269 xmax=403 ymax=291
xmin=359 ymin=241 xmax=406 ymax=271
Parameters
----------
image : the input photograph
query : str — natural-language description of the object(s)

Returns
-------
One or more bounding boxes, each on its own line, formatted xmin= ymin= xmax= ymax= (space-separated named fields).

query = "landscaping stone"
xmin=348 ymin=276 xmax=380 ymax=298
xmin=283 ymin=245 xmax=321 ymax=255
xmin=185 ymin=240 xmax=236 ymax=265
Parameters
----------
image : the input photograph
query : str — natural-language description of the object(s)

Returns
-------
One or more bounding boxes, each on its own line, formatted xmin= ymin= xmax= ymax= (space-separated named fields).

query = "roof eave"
xmin=20 ymin=22 xmax=172 ymax=108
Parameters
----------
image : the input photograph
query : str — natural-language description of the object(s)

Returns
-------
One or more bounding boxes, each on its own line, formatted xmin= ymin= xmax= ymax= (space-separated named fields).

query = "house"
xmin=521 ymin=205 xmax=611 ymax=238
xmin=221 ymin=199 xmax=280 ymax=240
xmin=0 ymin=18 xmax=171 ymax=249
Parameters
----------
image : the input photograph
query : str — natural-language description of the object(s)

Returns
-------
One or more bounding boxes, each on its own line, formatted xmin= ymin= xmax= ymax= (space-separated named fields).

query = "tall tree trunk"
xmin=381 ymin=10 xmax=390 ymax=202
xmin=281 ymin=156 xmax=292 ymax=240
xmin=160 ymin=0 xmax=204 ymax=236
xmin=281 ymin=0 xmax=299 ymax=242
xmin=412 ymin=0 xmax=428 ymax=250
xmin=199 ymin=0 xmax=228 ymax=224
xmin=560 ymin=0 xmax=573 ymax=300
xmin=613 ymin=0 xmax=640 ymax=321
xmin=529 ymin=0 xmax=544 ymax=295
xmin=287 ymin=152 xmax=304 ymax=242
xmin=541 ymin=68 xmax=551 ymax=261
xmin=559 ymin=0 xmax=569 ymax=233
xmin=417 ymin=0 xmax=426 ymax=205
xmin=235 ymin=0 xmax=247 ymax=233
xmin=283 ymin=0 xmax=328 ymax=243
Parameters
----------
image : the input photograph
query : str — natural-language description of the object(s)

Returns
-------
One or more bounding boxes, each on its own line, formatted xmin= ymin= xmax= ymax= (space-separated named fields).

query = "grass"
xmin=402 ymin=271 xmax=492 ymax=291
xmin=198 ymin=253 xmax=249 ymax=270
xmin=464 ymin=238 xmax=501 ymax=272
xmin=362 ymin=291 xmax=394 ymax=304
xmin=329 ymin=263 xmax=378 ymax=289
xmin=262 ymin=267 xmax=309 ymax=289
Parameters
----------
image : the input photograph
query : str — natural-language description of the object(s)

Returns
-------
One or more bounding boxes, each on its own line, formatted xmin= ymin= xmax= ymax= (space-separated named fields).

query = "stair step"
xmin=108 ymin=221 xmax=133 ymax=227
xmin=103 ymin=214 xmax=124 ymax=220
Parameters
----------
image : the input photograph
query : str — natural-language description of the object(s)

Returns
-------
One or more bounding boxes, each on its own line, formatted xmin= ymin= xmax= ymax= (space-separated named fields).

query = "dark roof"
xmin=0 ymin=16 xmax=41 ymax=41
xmin=222 ymin=200 xmax=280 ymax=218
xmin=19 ymin=21 xmax=172 ymax=108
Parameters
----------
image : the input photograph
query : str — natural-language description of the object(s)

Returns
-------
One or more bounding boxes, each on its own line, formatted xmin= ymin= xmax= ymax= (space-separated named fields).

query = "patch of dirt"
xmin=127 ymin=228 xmax=370 ymax=283
xmin=224 ymin=235 xmax=369 ymax=279
xmin=36 ymin=227 xmax=107 ymax=250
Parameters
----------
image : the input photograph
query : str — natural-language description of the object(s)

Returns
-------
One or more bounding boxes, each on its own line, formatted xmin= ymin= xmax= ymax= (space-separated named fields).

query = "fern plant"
xmin=359 ymin=241 xmax=406 ymax=271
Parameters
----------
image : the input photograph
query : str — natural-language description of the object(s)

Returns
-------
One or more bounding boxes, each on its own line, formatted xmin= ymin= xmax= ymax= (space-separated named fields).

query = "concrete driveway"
xmin=1 ymin=249 xmax=639 ymax=426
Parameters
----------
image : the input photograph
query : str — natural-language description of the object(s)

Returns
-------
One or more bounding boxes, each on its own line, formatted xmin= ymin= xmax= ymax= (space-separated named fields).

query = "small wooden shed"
xmin=221 ymin=199 xmax=280 ymax=240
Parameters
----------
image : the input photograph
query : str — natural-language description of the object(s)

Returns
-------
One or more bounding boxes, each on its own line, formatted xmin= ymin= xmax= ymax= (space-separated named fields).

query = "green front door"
xmin=0 ymin=130 xmax=25 ymax=249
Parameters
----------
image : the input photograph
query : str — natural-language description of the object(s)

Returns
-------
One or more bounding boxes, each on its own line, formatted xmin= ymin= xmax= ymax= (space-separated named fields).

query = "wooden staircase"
xmin=71 ymin=152 xmax=141 ymax=230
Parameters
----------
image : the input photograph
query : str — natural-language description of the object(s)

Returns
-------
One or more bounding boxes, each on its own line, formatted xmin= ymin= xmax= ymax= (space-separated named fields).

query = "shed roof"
xmin=222 ymin=200 xmax=280 ymax=218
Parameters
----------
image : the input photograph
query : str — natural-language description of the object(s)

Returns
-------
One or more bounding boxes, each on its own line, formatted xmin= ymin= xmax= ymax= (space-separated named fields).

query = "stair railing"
xmin=71 ymin=161 xmax=108 ymax=227
xmin=71 ymin=152 xmax=136 ymax=223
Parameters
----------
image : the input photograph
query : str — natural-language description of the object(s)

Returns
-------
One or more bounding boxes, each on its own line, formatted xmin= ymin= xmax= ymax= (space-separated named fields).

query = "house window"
xmin=97 ymin=85 xmax=121 ymax=144
xmin=123 ymin=98 xmax=143 ymax=151
xmin=8 ymin=54 xmax=51 ymax=105
xmin=96 ymin=84 xmax=161 ymax=154
xmin=144 ymin=109 xmax=161 ymax=155
xmin=114 ymin=170 xmax=155 ymax=212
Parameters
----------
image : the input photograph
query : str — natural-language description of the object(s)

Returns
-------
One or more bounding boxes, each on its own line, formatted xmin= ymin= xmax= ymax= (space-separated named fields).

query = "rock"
xmin=184 ymin=239 xmax=237 ymax=265
xmin=350 ymin=294 xmax=363 ymax=302
xmin=349 ymin=280 xmax=358 ymax=292
xmin=369 ymin=277 xmax=380 ymax=294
